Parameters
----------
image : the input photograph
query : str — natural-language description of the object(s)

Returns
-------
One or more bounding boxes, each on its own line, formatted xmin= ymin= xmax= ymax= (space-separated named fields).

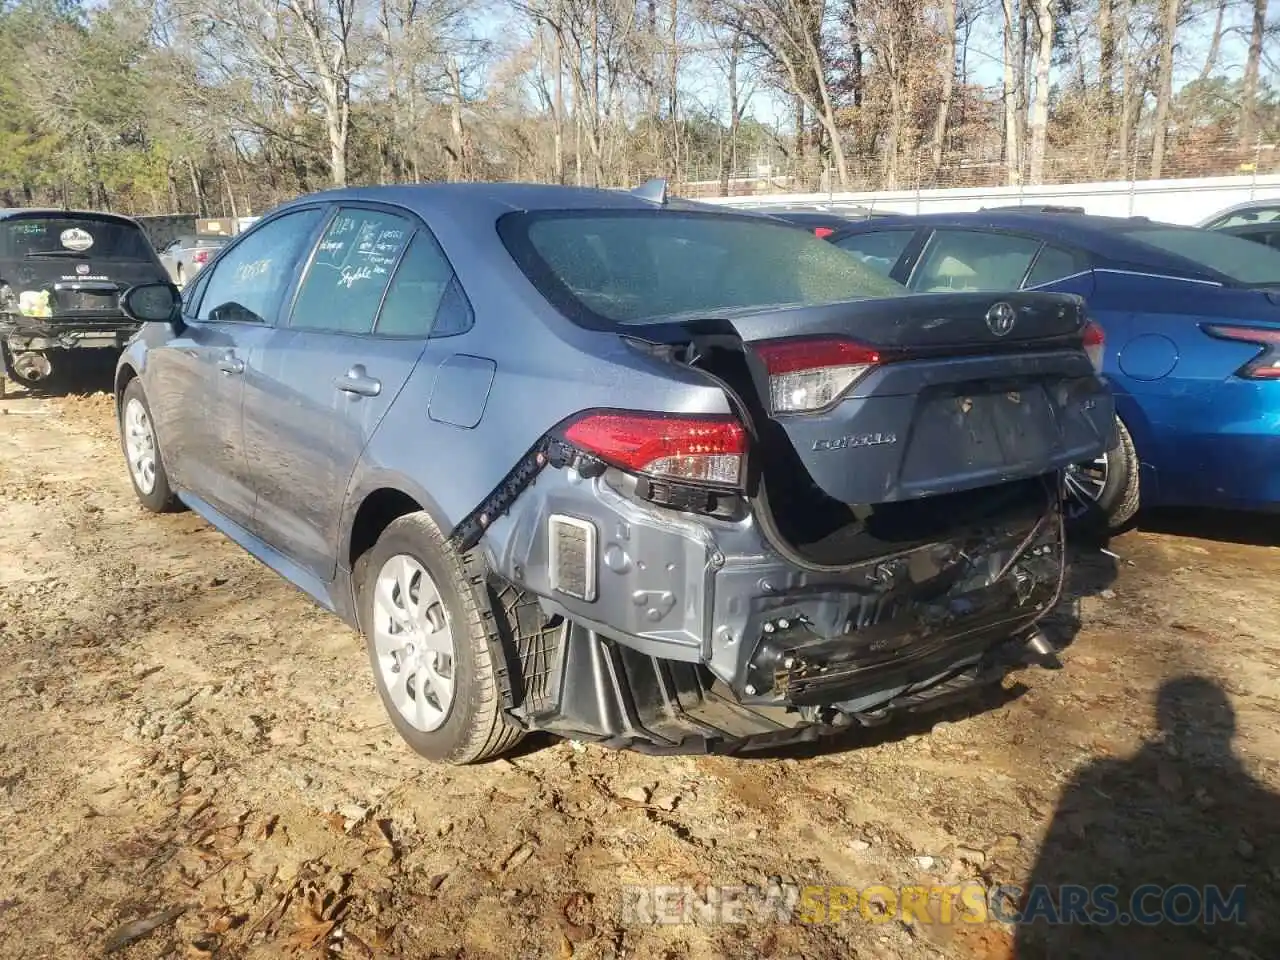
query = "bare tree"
xmin=931 ymin=0 xmax=957 ymax=176
xmin=1027 ymin=0 xmax=1053 ymax=182
xmin=1002 ymin=0 xmax=1023 ymax=183
xmin=1150 ymin=0 xmax=1179 ymax=178
xmin=1240 ymin=0 xmax=1269 ymax=146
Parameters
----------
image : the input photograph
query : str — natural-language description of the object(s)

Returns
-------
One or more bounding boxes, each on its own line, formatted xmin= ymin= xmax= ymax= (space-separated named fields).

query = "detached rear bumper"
xmin=483 ymin=465 xmax=1064 ymax=749
xmin=1 ymin=312 xmax=139 ymax=352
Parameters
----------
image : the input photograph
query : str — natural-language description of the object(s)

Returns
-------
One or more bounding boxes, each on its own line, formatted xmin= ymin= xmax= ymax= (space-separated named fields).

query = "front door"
xmin=145 ymin=207 xmax=326 ymax=527
xmin=244 ymin=205 xmax=463 ymax=581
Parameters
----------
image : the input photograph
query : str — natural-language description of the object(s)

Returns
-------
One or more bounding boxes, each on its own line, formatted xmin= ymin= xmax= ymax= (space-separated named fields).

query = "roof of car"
xmin=0 ymin=207 xmax=140 ymax=223
xmin=270 ymin=182 xmax=778 ymax=221
xmin=830 ymin=209 xmax=1227 ymax=281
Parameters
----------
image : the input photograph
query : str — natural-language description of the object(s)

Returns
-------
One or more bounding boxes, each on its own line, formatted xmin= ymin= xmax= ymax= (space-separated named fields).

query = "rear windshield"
xmin=1122 ymin=226 xmax=1280 ymax=286
xmin=0 ymin=216 xmax=153 ymax=260
xmin=500 ymin=210 xmax=905 ymax=327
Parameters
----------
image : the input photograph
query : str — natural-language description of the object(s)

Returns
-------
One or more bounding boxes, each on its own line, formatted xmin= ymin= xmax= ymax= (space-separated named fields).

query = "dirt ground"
xmin=2 ymin=384 xmax=1279 ymax=960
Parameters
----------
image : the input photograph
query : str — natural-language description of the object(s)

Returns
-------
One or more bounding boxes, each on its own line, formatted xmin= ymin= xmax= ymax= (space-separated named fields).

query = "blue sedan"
xmin=826 ymin=210 xmax=1280 ymax=528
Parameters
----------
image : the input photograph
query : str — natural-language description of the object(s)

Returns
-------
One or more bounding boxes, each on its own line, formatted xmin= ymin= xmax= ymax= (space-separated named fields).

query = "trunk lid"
xmin=710 ymin=291 xmax=1115 ymax=506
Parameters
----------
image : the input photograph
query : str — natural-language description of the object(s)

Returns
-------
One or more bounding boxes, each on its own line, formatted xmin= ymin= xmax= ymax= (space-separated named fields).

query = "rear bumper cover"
xmin=482 ymin=464 xmax=1064 ymax=736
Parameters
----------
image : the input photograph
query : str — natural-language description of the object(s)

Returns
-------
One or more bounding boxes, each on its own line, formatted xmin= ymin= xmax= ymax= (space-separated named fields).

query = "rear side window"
xmin=1024 ymin=245 xmax=1090 ymax=287
xmin=500 ymin=210 xmax=905 ymax=327
xmin=833 ymin=230 xmax=914 ymax=276
xmin=290 ymin=208 xmax=414 ymax=334
xmin=197 ymin=208 xmax=323 ymax=324
xmin=910 ymin=230 xmax=1041 ymax=292
xmin=376 ymin=231 xmax=470 ymax=337
xmin=0 ymin=217 xmax=152 ymax=260
xmin=1124 ymin=226 xmax=1280 ymax=285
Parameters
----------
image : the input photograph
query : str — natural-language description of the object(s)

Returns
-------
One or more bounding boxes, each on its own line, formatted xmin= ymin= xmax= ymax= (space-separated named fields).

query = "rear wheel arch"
xmin=348 ymin=487 xmax=426 ymax=571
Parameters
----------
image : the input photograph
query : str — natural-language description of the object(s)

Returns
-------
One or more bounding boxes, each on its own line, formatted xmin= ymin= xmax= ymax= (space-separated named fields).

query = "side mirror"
xmin=120 ymin=282 xmax=182 ymax=324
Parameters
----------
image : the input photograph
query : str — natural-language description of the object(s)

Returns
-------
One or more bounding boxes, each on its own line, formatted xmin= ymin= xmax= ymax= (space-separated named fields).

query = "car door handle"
xmin=334 ymin=366 xmax=381 ymax=397
xmin=217 ymin=356 xmax=244 ymax=375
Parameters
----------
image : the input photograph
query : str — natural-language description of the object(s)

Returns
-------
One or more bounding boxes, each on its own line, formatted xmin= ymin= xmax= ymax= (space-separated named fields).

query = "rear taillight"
xmin=755 ymin=337 xmax=881 ymax=414
xmin=563 ymin=412 xmax=746 ymax=487
xmin=813 ymin=227 xmax=835 ymax=239
xmin=1082 ymin=320 xmax=1105 ymax=373
xmin=193 ymin=249 xmax=210 ymax=264
xmin=1204 ymin=324 xmax=1280 ymax=379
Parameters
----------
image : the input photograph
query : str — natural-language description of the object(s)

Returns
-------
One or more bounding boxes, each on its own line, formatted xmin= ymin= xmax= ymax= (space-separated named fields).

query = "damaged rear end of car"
xmin=0 ymin=209 xmax=167 ymax=389
xmin=451 ymin=207 xmax=1115 ymax=754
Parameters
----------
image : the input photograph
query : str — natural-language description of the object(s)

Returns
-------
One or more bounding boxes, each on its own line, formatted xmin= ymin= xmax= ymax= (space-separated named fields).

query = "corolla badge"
xmin=812 ymin=432 xmax=897 ymax=452
xmin=986 ymin=301 xmax=1016 ymax=337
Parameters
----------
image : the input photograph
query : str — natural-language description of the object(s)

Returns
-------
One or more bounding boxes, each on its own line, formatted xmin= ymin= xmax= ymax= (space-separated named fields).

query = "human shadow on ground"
xmin=1015 ymin=675 xmax=1280 ymax=959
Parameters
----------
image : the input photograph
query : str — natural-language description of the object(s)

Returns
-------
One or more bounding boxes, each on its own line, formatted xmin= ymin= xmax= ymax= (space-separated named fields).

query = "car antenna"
xmin=633 ymin=177 xmax=668 ymax=206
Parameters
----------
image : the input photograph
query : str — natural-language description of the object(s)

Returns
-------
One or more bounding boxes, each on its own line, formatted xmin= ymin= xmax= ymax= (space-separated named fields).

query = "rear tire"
xmin=355 ymin=511 xmax=526 ymax=765
xmin=1066 ymin=417 xmax=1140 ymax=534
xmin=119 ymin=379 xmax=180 ymax=513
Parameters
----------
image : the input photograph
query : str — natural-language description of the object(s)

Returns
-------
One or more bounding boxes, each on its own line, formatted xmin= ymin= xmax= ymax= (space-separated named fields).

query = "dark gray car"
xmin=112 ymin=181 xmax=1114 ymax=764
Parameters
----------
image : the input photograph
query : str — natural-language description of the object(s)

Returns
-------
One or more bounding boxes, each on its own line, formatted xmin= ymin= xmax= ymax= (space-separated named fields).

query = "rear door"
xmin=244 ymin=204 xmax=464 ymax=581
xmin=144 ymin=207 xmax=325 ymax=525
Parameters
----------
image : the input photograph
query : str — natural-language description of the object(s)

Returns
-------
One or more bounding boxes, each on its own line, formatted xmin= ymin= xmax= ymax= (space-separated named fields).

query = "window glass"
xmin=833 ymin=230 xmax=914 ymax=276
xmin=1123 ymin=226 xmax=1280 ymax=285
xmin=197 ymin=209 xmax=322 ymax=323
xmin=1024 ymin=245 xmax=1090 ymax=287
xmin=1207 ymin=206 xmax=1280 ymax=229
xmin=375 ymin=230 xmax=462 ymax=337
xmin=910 ymin=230 xmax=1041 ymax=292
xmin=501 ymin=210 xmax=905 ymax=328
xmin=0 ymin=216 xmax=153 ymax=261
xmin=290 ymin=209 xmax=414 ymax=334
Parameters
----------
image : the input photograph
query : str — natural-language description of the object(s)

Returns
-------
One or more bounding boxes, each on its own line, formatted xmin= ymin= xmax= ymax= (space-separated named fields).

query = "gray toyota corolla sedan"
xmin=111 ymin=180 xmax=1114 ymax=764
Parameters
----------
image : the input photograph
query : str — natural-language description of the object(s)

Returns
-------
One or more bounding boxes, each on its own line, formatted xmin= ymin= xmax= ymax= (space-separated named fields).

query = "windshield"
xmin=1 ymin=216 xmax=154 ymax=260
xmin=501 ymin=210 xmax=905 ymax=327
xmin=1123 ymin=226 xmax=1280 ymax=285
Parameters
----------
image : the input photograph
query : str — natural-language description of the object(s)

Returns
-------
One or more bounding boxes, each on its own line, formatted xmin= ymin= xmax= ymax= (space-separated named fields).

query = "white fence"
xmin=694 ymin=173 xmax=1280 ymax=226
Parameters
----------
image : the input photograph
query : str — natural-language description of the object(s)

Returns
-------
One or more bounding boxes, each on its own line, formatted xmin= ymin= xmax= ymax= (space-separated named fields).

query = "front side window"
xmin=833 ymin=230 xmax=914 ymax=276
xmin=197 ymin=209 xmax=323 ymax=323
xmin=1124 ymin=226 xmax=1280 ymax=286
xmin=290 ymin=208 xmax=414 ymax=334
xmin=910 ymin=230 xmax=1042 ymax=292
xmin=500 ymin=210 xmax=905 ymax=328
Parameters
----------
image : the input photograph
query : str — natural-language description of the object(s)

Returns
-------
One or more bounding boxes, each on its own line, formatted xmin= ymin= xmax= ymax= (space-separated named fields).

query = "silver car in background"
xmin=157 ymin=235 xmax=229 ymax=287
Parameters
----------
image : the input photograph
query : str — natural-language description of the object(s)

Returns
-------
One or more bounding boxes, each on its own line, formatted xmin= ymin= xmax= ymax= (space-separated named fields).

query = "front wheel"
xmin=1065 ymin=417 xmax=1140 ymax=533
xmin=355 ymin=512 xmax=526 ymax=764
xmin=119 ymin=379 xmax=180 ymax=513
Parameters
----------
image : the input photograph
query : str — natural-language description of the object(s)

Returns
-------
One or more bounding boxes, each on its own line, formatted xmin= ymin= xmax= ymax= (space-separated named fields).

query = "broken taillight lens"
xmin=563 ymin=412 xmax=747 ymax=487
xmin=755 ymin=337 xmax=881 ymax=414
xmin=1082 ymin=319 xmax=1105 ymax=373
xmin=1203 ymin=323 xmax=1280 ymax=379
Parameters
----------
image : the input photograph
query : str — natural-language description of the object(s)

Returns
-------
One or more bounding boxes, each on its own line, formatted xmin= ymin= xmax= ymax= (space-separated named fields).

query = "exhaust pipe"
xmin=11 ymin=350 xmax=52 ymax=382
xmin=1021 ymin=628 xmax=1062 ymax=670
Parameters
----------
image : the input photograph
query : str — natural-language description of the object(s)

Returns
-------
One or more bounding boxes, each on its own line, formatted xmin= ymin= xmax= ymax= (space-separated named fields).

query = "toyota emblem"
xmin=986 ymin=301 xmax=1016 ymax=337
xmin=76 ymin=263 xmax=91 ymax=275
